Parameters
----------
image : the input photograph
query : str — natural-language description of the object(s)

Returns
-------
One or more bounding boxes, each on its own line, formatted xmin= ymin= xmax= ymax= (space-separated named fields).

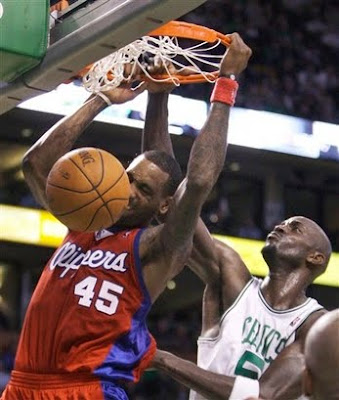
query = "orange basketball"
xmin=46 ymin=147 xmax=130 ymax=232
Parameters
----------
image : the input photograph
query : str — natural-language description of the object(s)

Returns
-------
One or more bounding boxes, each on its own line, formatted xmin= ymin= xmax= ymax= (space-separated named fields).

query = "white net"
xmin=82 ymin=35 xmax=225 ymax=93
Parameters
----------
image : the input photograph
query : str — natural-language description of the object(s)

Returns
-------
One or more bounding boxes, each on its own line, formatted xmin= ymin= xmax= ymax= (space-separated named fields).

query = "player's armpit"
xmin=187 ymin=219 xmax=220 ymax=284
xmin=138 ymin=223 xmax=189 ymax=303
xmin=201 ymin=283 xmax=222 ymax=336
xmin=216 ymin=238 xmax=252 ymax=311
xmin=189 ymin=221 xmax=251 ymax=301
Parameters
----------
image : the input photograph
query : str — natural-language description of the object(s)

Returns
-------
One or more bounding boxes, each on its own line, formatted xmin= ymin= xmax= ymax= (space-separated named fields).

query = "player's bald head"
xmin=303 ymin=217 xmax=332 ymax=268
xmin=304 ymin=310 xmax=339 ymax=399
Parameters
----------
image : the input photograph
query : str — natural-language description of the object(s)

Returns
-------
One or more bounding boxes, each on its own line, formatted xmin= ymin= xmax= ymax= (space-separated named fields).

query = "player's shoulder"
xmin=296 ymin=308 xmax=328 ymax=342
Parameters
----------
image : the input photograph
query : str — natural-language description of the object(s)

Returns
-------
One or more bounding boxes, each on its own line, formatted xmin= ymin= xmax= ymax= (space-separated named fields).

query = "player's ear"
xmin=303 ymin=367 xmax=313 ymax=397
xmin=159 ymin=196 xmax=172 ymax=216
xmin=306 ymin=251 xmax=325 ymax=267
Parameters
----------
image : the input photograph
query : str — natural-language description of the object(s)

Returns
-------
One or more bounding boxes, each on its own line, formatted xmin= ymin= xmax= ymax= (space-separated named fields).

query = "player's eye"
xmin=290 ymin=222 xmax=302 ymax=232
xmin=139 ymin=184 xmax=152 ymax=196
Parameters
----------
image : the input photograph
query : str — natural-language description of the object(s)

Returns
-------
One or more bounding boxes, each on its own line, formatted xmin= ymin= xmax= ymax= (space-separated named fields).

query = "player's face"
xmin=117 ymin=155 xmax=169 ymax=228
xmin=262 ymin=216 xmax=321 ymax=268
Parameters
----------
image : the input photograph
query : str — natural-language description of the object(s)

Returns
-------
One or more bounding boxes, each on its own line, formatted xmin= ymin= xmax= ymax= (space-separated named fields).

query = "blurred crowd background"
xmin=178 ymin=0 xmax=338 ymax=124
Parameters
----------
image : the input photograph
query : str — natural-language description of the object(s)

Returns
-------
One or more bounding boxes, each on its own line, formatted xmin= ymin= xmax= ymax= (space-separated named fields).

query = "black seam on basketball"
xmin=70 ymin=151 xmax=126 ymax=226
xmin=70 ymin=150 xmax=124 ymax=191
xmin=100 ymin=169 xmax=126 ymax=198
xmin=83 ymin=199 xmax=127 ymax=231
xmin=47 ymin=182 xmax=95 ymax=193
xmin=53 ymin=198 xmax=129 ymax=217
xmin=48 ymin=150 xmax=106 ymax=194
xmin=83 ymin=202 xmax=109 ymax=232
xmin=69 ymin=151 xmax=125 ymax=193
xmin=105 ymin=198 xmax=130 ymax=209
xmin=69 ymin=155 xmax=104 ymax=190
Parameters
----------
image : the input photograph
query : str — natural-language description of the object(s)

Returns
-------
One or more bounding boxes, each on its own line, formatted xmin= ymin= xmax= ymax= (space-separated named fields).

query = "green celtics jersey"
xmin=190 ymin=277 xmax=323 ymax=400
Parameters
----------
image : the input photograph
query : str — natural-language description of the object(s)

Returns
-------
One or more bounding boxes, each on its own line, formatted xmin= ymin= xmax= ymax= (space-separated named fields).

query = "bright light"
xmin=313 ymin=121 xmax=339 ymax=147
xmin=18 ymin=83 xmax=339 ymax=161
xmin=18 ymin=83 xmax=189 ymax=135
xmin=0 ymin=205 xmax=41 ymax=244
xmin=228 ymin=109 xmax=319 ymax=158
xmin=313 ymin=121 xmax=339 ymax=159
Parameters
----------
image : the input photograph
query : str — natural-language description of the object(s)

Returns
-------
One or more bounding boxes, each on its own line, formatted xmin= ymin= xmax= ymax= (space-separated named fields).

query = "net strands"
xmin=82 ymin=35 xmax=227 ymax=93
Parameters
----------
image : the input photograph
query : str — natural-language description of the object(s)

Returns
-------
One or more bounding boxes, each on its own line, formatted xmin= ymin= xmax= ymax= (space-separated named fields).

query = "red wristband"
xmin=210 ymin=77 xmax=239 ymax=106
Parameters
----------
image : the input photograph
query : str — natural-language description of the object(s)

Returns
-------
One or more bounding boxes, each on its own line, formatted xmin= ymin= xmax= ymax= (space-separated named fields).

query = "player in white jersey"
xmin=137 ymin=77 xmax=333 ymax=399
xmin=194 ymin=276 xmax=323 ymax=385
xmin=153 ymin=217 xmax=331 ymax=400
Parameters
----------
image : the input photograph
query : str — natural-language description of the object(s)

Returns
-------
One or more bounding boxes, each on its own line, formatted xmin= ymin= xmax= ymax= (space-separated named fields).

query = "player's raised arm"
xmin=141 ymin=50 xmax=251 ymax=293
xmin=139 ymin=33 xmax=252 ymax=301
xmin=142 ymin=88 xmax=224 ymax=285
xmin=142 ymin=79 xmax=175 ymax=157
xmin=22 ymin=83 xmax=146 ymax=209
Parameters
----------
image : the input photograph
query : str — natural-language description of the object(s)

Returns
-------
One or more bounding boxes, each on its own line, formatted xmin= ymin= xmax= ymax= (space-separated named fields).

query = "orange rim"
xmin=148 ymin=21 xmax=231 ymax=46
xmin=75 ymin=21 xmax=231 ymax=85
xmin=143 ymin=71 xmax=219 ymax=84
xmin=146 ymin=21 xmax=230 ymax=84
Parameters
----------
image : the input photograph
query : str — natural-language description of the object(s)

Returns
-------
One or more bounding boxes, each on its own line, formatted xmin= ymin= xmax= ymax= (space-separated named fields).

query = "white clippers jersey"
xmin=190 ymin=277 xmax=323 ymax=400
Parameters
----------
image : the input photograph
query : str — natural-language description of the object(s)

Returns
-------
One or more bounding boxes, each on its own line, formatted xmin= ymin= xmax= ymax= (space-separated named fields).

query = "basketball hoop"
xmin=78 ymin=21 xmax=231 ymax=93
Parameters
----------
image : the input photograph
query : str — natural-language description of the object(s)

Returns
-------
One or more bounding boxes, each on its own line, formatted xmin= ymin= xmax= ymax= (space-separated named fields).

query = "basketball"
xmin=46 ymin=147 xmax=130 ymax=232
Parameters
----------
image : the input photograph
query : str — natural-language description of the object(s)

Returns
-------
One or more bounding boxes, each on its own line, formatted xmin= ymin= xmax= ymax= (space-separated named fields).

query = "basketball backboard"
xmin=0 ymin=0 xmax=207 ymax=115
